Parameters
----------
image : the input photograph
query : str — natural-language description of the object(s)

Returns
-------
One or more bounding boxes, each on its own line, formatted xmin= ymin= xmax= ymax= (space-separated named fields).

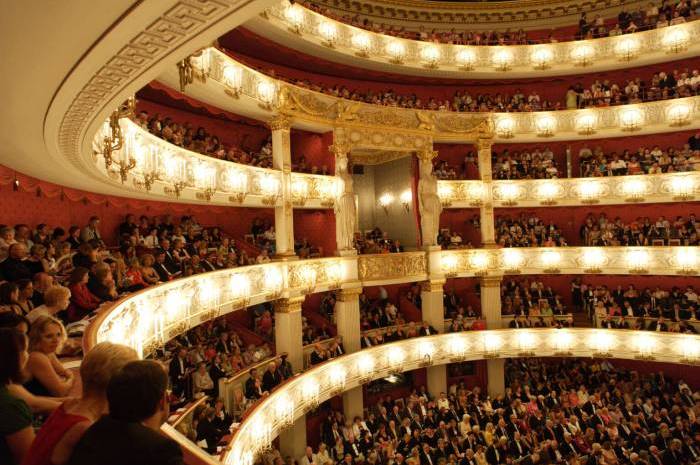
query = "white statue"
xmin=334 ymin=152 xmax=357 ymax=251
xmin=418 ymin=153 xmax=442 ymax=247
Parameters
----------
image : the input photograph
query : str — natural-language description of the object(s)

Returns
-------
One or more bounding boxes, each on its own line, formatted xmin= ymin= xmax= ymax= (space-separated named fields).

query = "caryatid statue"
xmin=418 ymin=150 xmax=442 ymax=247
xmin=332 ymin=145 xmax=357 ymax=251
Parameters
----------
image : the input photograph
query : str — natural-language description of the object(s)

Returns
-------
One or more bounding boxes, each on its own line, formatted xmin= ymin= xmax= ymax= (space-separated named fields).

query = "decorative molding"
xmin=358 ymin=251 xmax=428 ymax=284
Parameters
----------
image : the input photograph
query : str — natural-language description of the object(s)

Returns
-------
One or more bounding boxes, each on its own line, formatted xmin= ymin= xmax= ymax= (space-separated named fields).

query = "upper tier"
xmin=242 ymin=1 xmax=700 ymax=78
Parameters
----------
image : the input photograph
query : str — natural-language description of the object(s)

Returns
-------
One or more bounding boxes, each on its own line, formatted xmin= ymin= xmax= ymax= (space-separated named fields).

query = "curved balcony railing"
xmin=253 ymin=1 xmax=700 ymax=78
xmin=92 ymin=118 xmax=339 ymax=208
xmin=222 ymin=328 xmax=700 ymax=465
xmin=438 ymin=172 xmax=699 ymax=207
xmin=160 ymin=48 xmax=700 ymax=144
xmin=83 ymin=257 xmax=355 ymax=358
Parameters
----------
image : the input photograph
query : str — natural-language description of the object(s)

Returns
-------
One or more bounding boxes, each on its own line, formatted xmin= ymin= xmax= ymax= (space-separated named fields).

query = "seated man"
xmin=66 ymin=360 xmax=183 ymax=465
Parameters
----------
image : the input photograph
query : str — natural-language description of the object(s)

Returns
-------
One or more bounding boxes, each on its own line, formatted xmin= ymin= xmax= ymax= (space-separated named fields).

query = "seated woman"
xmin=192 ymin=362 xmax=215 ymax=397
xmin=196 ymin=407 xmax=224 ymax=454
xmin=66 ymin=268 xmax=101 ymax=322
xmin=0 ymin=282 xmax=23 ymax=315
xmin=124 ymin=258 xmax=148 ymax=291
xmin=24 ymin=316 xmax=75 ymax=398
xmin=26 ymin=286 xmax=71 ymax=324
xmin=0 ymin=328 xmax=35 ymax=465
xmin=139 ymin=254 xmax=159 ymax=285
xmin=86 ymin=263 xmax=118 ymax=302
xmin=22 ymin=342 xmax=136 ymax=465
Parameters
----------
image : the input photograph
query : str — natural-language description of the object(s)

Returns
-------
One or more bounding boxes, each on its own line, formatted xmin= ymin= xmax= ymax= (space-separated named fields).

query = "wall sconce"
xmin=581 ymin=248 xmax=607 ymax=273
xmin=256 ymin=79 xmax=278 ymax=110
xmin=662 ymin=26 xmax=690 ymax=53
xmin=315 ymin=178 xmax=338 ymax=207
xmin=438 ymin=183 xmax=454 ymax=207
xmin=328 ymin=366 xmax=347 ymax=394
xmin=264 ymin=266 xmax=284 ymax=299
xmin=378 ymin=192 xmax=394 ymax=214
xmin=482 ymin=333 xmax=502 ymax=358
xmin=198 ymin=279 xmax=220 ymax=312
xmin=193 ymin=162 xmax=217 ymax=201
xmin=634 ymin=333 xmax=656 ymax=360
xmin=551 ymin=329 xmax=573 ymax=356
xmin=620 ymin=107 xmax=643 ymax=131
xmin=298 ymin=265 xmax=318 ymax=294
xmin=570 ymin=43 xmax=594 ymax=66
xmin=589 ymin=330 xmax=615 ymax=358
xmin=222 ymin=64 xmax=243 ymax=98
xmin=535 ymin=181 xmax=561 ymax=205
xmin=352 ymin=32 xmax=372 ymax=57
xmin=421 ymin=46 xmax=441 ymax=68
xmin=614 ymin=37 xmax=640 ymax=61
xmin=492 ymin=48 xmax=513 ymax=71
xmin=455 ymin=47 xmax=477 ymax=70
xmin=291 ymin=177 xmax=310 ymax=206
xmin=674 ymin=247 xmax=697 ymax=275
xmin=400 ymin=189 xmax=412 ymax=212
xmin=626 ymin=249 xmax=650 ymax=274
xmin=516 ymin=331 xmax=537 ymax=356
xmin=386 ymin=40 xmax=407 ymax=64
xmin=469 ymin=251 xmax=490 ymax=276
xmin=540 ymin=249 xmax=562 ymax=274
xmin=495 ymin=117 xmax=515 ymax=138
xmin=667 ymin=102 xmax=691 ymax=127
xmin=678 ymin=335 xmax=700 ymax=364
xmin=318 ymin=21 xmax=338 ymax=47
xmin=575 ymin=112 xmax=597 ymax=135
xmin=621 ymin=177 xmax=648 ymax=202
xmin=284 ymin=4 xmax=305 ymax=34
xmin=531 ymin=47 xmax=553 ymax=70
xmin=229 ymin=274 xmax=251 ymax=308
xmin=670 ymin=175 xmax=695 ymax=200
xmin=386 ymin=347 xmax=405 ymax=375
xmin=465 ymin=183 xmax=485 ymax=207
xmin=496 ymin=183 xmax=521 ymax=206
xmin=301 ymin=377 xmax=320 ymax=409
xmin=535 ymin=114 xmax=556 ymax=137
xmin=356 ymin=355 xmax=375 ymax=383
xmin=502 ymin=248 xmax=524 ymax=274
xmin=259 ymin=174 xmax=281 ymax=205
xmin=324 ymin=262 xmax=344 ymax=288
xmin=274 ymin=394 xmax=294 ymax=427
xmin=417 ymin=341 xmax=434 ymax=367
xmin=576 ymin=180 xmax=603 ymax=204
xmin=161 ymin=154 xmax=188 ymax=198
xmin=223 ymin=168 xmax=248 ymax=203
xmin=129 ymin=134 xmax=160 ymax=192
xmin=447 ymin=335 xmax=468 ymax=361
xmin=441 ymin=253 xmax=459 ymax=277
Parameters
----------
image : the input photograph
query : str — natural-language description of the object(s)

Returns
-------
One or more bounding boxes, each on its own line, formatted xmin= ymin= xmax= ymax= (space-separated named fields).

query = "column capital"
xmin=329 ymin=143 xmax=350 ymax=158
xmin=417 ymin=149 xmax=439 ymax=161
xmin=480 ymin=276 xmax=503 ymax=288
xmin=274 ymin=295 xmax=306 ymax=313
xmin=269 ymin=115 xmax=291 ymax=132
xmin=337 ymin=286 xmax=363 ymax=302
xmin=420 ymin=279 xmax=446 ymax=293
xmin=476 ymin=137 xmax=493 ymax=152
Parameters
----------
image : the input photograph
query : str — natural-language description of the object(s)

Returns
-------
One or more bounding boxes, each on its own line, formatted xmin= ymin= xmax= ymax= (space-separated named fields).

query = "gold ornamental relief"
xmin=358 ymin=253 xmax=427 ymax=281
xmin=435 ymin=114 xmax=492 ymax=135
xmin=278 ymin=86 xmax=334 ymax=118
xmin=357 ymin=108 xmax=418 ymax=129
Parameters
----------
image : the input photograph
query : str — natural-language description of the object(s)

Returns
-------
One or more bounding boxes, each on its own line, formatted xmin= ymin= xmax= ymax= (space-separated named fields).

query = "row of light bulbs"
xmin=438 ymin=174 xmax=697 ymax=205
xmin=226 ymin=327 xmax=700 ymax=465
xmin=440 ymin=247 xmax=698 ymax=276
xmin=281 ymin=3 xmax=691 ymax=70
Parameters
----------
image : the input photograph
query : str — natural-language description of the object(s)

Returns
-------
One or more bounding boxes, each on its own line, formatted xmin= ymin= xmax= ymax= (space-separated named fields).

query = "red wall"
xmin=0 ymin=167 xmax=273 ymax=246
xmin=291 ymin=130 xmax=335 ymax=173
xmin=440 ymin=208 xmax=483 ymax=247
xmin=434 ymin=143 xmax=481 ymax=179
xmin=611 ymin=359 xmax=700 ymax=389
xmin=294 ymin=210 xmax=337 ymax=256
xmin=444 ymin=277 xmax=482 ymax=313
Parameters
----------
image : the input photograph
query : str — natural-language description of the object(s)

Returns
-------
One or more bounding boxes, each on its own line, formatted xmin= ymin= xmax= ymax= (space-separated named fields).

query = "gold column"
xmin=476 ymin=138 xmax=496 ymax=247
xmin=273 ymin=295 xmax=305 ymax=371
xmin=421 ymin=279 xmax=447 ymax=397
xmin=480 ymin=275 xmax=505 ymax=398
xmin=336 ymin=287 xmax=365 ymax=422
xmin=270 ymin=116 xmax=295 ymax=258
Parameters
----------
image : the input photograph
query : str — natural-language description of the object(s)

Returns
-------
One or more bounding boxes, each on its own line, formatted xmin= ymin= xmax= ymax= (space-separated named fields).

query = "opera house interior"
xmin=3 ymin=0 xmax=700 ymax=464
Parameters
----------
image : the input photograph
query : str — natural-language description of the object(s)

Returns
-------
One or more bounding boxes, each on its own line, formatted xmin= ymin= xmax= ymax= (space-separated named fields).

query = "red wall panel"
xmin=291 ymin=130 xmax=335 ymax=173
xmin=293 ymin=209 xmax=337 ymax=256
xmin=440 ymin=208 xmax=483 ymax=247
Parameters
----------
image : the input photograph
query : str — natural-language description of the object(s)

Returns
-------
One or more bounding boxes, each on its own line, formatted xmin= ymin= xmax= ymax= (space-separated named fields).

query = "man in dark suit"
xmin=244 ymin=368 xmax=261 ymax=400
xmin=0 ymin=243 xmax=33 ymax=281
xmin=310 ymin=343 xmax=326 ymax=365
xmin=661 ymin=439 xmax=683 ymax=465
xmin=419 ymin=443 xmax=436 ymax=465
xmin=168 ymin=347 xmax=190 ymax=398
xmin=157 ymin=239 xmax=180 ymax=274
xmin=419 ymin=321 xmax=438 ymax=336
xmin=486 ymin=437 xmax=508 ymax=465
xmin=261 ymin=360 xmax=281 ymax=392
xmin=66 ymin=360 xmax=183 ymax=465
xmin=153 ymin=251 xmax=174 ymax=282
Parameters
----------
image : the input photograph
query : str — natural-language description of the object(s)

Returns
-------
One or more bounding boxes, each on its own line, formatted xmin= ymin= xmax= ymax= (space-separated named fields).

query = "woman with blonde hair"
xmin=24 ymin=316 xmax=74 ymax=397
xmin=139 ymin=254 xmax=159 ymax=285
xmin=22 ymin=342 xmax=137 ymax=465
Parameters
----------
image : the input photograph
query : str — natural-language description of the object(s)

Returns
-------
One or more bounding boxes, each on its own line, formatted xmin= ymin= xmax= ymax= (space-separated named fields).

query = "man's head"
xmin=107 ymin=360 xmax=169 ymax=426
xmin=9 ymin=243 xmax=27 ymax=260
